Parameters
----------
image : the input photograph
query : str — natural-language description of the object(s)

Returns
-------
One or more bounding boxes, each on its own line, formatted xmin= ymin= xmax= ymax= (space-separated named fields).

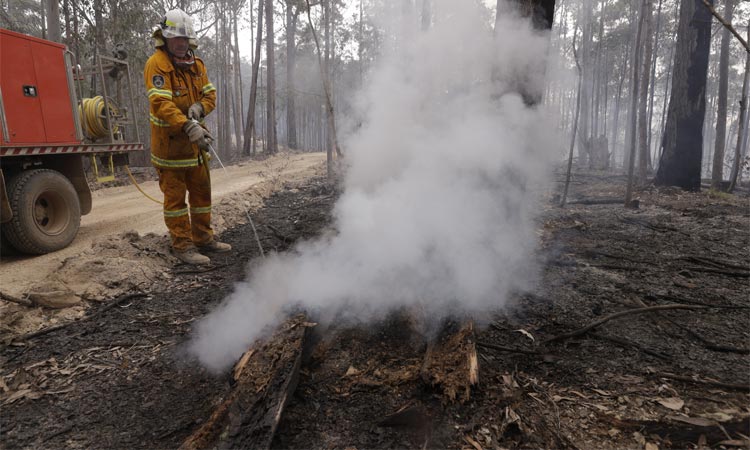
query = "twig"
xmin=41 ymin=424 xmax=75 ymax=442
xmin=621 ymin=217 xmax=689 ymax=236
xmin=266 ymin=224 xmax=292 ymax=242
xmin=172 ymin=263 xmax=229 ymax=275
xmin=593 ymin=264 xmax=644 ymax=272
xmin=477 ymin=340 xmax=541 ymax=355
xmin=678 ymin=255 xmax=749 ymax=272
xmin=583 ymin=250 xmax=657 ymax=266
xmin=589 ymin=332 xmax=671 ymax=360
xmin=684 ymin=266 xmax=749 ymax=278
xmin=567 ymin=198 xmax=625 ymax=205
xmin=664 ymin=318 xmax=750 ymax=355
xmin=16 ymin=292 xmax=147 ymax=341
xmin=645 ymin=293 xmax=750 ymax=309
xmin=0 ymin=290 xmax=32 ymax=307
xmin=653 ymin=371 xmax=750 ymax=392
xmin=545 ymin=304 xmax=707 ymax=344
xmin=701 ymin=0 xmax=750 ymax=52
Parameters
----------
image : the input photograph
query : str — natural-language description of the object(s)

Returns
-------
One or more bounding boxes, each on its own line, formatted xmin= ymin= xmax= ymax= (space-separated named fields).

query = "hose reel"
xmin=79 ymin=96 xmax=121 ymax=140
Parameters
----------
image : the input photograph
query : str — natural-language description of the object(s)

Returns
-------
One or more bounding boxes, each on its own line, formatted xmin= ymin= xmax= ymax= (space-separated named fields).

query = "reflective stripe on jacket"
xmin=144 ymin=48 xmax=216 ymax=169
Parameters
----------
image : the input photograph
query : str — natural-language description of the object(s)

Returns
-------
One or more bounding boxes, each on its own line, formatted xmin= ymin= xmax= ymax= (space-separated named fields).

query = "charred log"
xmin=180 ymin=316 xmax=314 ymax=450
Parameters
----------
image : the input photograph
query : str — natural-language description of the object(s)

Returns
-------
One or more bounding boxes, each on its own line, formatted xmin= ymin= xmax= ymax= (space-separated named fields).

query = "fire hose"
xmin=122 ymin=120 xmax=265 ymax=258
xmin=79 ymin=96 xmax=120 ymax=139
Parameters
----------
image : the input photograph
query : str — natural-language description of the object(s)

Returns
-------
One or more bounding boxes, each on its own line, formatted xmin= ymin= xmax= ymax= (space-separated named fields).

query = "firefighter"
xmin=145 ymin=8 xmax=231 ymax=265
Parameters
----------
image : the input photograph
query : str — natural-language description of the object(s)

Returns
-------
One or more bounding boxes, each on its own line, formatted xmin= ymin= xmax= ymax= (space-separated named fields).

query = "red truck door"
xmin=0 ymin=29 xmax=78 ymax=145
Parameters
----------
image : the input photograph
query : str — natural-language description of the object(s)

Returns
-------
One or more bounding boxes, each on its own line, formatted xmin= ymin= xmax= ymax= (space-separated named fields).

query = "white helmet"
xmin=152 ymin=8 xmax=198 ymax=48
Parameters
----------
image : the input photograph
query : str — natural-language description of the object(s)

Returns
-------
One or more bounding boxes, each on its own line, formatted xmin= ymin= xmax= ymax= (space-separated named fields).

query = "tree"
xmin=636 ymin=0 xmax=653 ymax=182
xmin=285 ymin=0 xmax=301 ymax=150
xmin=45 ymin=0 xmax=61 ymax=42
xmin=624 ymin=0 xmax=647 ymax=205
xmin=242 ymin=0 xmax=265 ymax=156
xmin=654 ymin=0 xmax=713 ymax=191
xmin=711 ymin=0 xmax=735 ymax=188
xmin=728 ymin=22 xmax=750 ymax=192
xmin=265 ymin=0 xmax=279 ymax=154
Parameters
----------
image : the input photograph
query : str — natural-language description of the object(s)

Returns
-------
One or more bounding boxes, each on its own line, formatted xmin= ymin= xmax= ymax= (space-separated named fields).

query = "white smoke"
xmin=189 ymin=0 xmax=558 ymax=372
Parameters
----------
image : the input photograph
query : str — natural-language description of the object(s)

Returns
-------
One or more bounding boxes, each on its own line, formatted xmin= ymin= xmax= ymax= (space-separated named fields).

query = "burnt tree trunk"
xmin=654 ymin=0 xmax=713 ymax=191
xmin=494 ymin=0 xmax=557 ymax=104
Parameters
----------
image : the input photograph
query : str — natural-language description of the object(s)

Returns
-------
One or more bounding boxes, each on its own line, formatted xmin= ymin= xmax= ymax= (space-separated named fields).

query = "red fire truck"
xmin=0 ymin=28 xmax=145 ymax=254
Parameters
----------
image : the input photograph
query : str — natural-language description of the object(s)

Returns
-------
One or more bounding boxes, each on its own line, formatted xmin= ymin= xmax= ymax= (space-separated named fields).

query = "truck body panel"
xmin=1 ymin=29 xmax=78 ymax=145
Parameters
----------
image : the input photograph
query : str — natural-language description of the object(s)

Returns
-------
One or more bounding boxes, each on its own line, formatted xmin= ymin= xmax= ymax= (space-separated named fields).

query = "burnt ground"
xmin=1 ymin=172 xmax=749 ymax=449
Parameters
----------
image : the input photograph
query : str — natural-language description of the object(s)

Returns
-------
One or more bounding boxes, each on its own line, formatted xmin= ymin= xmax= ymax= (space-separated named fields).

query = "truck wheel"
xmin=3 ymin=169 xmax=81 ymax=254
xmin=0 ymin=228 xmax=20 ymax=256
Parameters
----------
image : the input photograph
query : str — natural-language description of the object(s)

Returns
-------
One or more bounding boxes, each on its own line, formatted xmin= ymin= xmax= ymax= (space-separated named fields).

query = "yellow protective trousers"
xmin=157 ymin=165 xmax=213 ymax=251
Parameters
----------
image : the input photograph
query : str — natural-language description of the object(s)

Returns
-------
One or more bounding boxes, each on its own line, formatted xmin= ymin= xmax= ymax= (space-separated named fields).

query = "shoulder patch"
xmin=152 ymin=75 xmax=165 ymax=88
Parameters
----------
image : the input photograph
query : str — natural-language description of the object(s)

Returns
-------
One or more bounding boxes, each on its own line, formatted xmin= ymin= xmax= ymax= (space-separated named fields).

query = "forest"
xmin=1 ymin=0 xmax=749 ymax=449
xmin=2 ymin=0 xmax=747 ymax=186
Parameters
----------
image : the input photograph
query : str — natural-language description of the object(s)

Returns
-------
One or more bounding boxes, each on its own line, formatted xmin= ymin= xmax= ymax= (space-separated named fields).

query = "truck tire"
xmin=0 ymin=228 xmax=20 ymax=256
xmin=3 ymin=169 xmax=81 ymax=254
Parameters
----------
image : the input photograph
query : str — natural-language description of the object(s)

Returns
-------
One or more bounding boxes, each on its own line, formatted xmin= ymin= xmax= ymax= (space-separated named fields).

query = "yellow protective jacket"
xmin=144 ymin=48 xmax=216 ymax=169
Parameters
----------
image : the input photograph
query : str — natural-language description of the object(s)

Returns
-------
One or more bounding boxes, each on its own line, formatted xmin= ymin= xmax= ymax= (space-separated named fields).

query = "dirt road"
xmin=0 ymin=151 xmax=325 ymax=301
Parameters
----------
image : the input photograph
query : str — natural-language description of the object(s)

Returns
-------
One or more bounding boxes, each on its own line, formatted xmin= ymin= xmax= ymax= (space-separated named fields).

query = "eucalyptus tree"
xmin=654 ymin=0 xmax=713 ymax=191
xmin=711 ymin=0 xmax=735 ymax=188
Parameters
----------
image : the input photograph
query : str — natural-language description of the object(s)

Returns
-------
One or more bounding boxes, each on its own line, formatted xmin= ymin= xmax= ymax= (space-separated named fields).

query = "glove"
xmin=187 ymin=102 xmax=204 ymax=120
xmin=183 ymin=120 xmax=213 ymax=151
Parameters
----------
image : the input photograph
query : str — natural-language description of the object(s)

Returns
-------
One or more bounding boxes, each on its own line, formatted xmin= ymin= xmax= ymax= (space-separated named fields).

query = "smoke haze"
xmin=189 ymin=0 xmax=558 ymax=372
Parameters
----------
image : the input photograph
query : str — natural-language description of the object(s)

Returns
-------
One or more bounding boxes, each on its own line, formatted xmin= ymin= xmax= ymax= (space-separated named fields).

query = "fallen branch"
xmin=16 ymin=292 xmax=148 ymax=341
xmin=589 ymin=332 xmax=671 ymax=360
xmin=664 ymin=318 xmax=750 ymax=355
xmin=567 ymin=198 xmax=625 ymax=205
xmin=645 ymin=293 xmax=750 ymax=310
xmin=684 ymin=266 xmax=750 ymax=278
xmin=678 ymin=255 xmax=749 ymax=272
xmin=583 ymin=250 xmax=657 ymax=266
xmin=652 ymin=371 xmax=750 ymax=392
xmin=0 ymin=290 xmax=32 ymax=307
xmin=477 ymin=340 xmax=541 ymax=356
xmin=265 ymin=224 xmax=292 ymax=243
xmin=172 ymin=263 xmax=229 ymax=275
xmin=545 ymin=304 xmax=707 ymax=344
xmin=701 ymin=0 xmax=750 ymax=52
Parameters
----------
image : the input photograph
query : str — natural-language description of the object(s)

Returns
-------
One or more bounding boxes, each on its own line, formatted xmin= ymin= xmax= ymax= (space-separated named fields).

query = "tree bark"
xmin=654 ymin=0 xmax=713 ymax=191
xmin=711 ymin=0 xmax=735 ymax=188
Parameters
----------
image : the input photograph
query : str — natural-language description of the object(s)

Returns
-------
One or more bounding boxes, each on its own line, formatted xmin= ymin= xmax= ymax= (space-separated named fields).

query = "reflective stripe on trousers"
xmin=157 ymin=165 xmax=213 ymax=251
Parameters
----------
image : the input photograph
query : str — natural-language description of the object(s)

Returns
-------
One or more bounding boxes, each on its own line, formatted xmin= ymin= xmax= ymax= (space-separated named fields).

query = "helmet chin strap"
xmin=168 ymin=48 xmax=195 ymax=70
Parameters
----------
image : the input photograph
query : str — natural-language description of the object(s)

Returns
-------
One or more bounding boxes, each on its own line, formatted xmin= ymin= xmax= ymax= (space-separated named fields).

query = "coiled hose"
xmin=79 ymin=96 xmax=119 ymax=139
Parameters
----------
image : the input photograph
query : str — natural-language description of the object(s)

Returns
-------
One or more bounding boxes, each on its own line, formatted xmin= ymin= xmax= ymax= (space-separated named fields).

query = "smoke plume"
xmin=189 ymin=0 xmax=558 ymax=372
